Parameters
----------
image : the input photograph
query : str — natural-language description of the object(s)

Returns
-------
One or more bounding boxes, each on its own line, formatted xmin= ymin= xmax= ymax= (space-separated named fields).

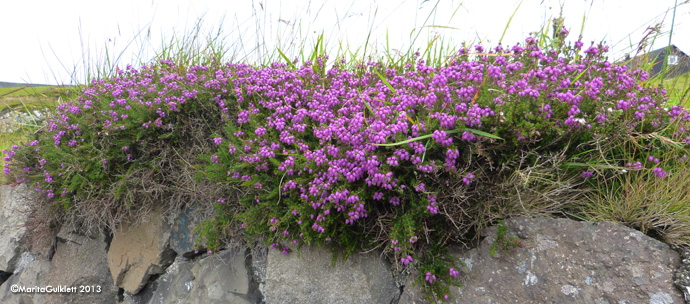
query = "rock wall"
xmin=1 ymin=184 xmax=689 ymax=303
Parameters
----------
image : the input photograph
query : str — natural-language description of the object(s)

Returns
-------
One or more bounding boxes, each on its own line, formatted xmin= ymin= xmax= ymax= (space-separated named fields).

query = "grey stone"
xmin=673 ymin=246 xmax=690 ymax=302
xmin=262 ymin=245 xmax=399 ymax=304
xmin=122 ymin=246 xmax=254 ymax=304
xmin=46 ymin=230 xmax=118 ymax=304
xmin=0 ymin=184 xmax=30 ymax=273
xmin=107 ymin=216 xmax=177 ymax=294
xmin=14 ymin=251 xmax=35 ymax=274
xmin=650 ymin=291 xmax=674 ymax=304
xmin=56 ymin=223 xmax=93 ymax=245
xmin=396 ymin=269 xmax=429 ymax=304
xmin=168 ymin=202 xmax=213 ymax=257
xmin=0 ymin=255 xmax=51 ymax=304
xmin=399 ymin=217 xmax=684 ymax=303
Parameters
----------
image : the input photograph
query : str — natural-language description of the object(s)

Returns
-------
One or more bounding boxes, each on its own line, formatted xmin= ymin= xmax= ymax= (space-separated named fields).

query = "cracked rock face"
xmin=400 ymin=217 xmax=684 ymax=303
xmin=0 ymin=252 xmax=51 ymax=304
xmin=4 ymin=178 xmax=688 ymax=304
xmin=107 ymin=216 xmax=177 ymax=294
xmin=122 ymin=246 xmax=259 ymax=304
xmin=168 ymin=202 xmax=214 ymax=258
xmin=0 ymin=185 xmax=30 ymax=273
xmin=47 ymin=227 xmax=119 ymax=304
xmin=262 ymin=244 xmax=399 ymax=304
xmin=674 ymin=246 xmax=690 ymax=303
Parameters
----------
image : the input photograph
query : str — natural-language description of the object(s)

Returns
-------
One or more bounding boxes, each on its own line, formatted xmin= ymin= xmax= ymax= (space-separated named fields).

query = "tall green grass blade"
xmin=421 ymin=139 xmax=431 ymax=163
xmin=500 ymin=1 xmax=523 ymax=44
xmin=407 ymin=0 xmax=441 ymax=55
xmin=424 ymin=25 xmax=459 ymax=30
xmin=310 ymin=33 xmax=323 ymax=64
xmin=375 ymin=70 xmax=397 ymax=95
xmin=466 ymin=128 xmax=503 ymax=140
xmin=362 ymin=98 xmax=376 ymax=118
xmin=421 ymin=35 xmax=440 ymax=66
xmin=563 ymin=162 xmax=626 ymax=170
xmin=449 ymin=2 xmax=463 ymax=22
xmin=374 ymin=126 xmax=501 ymax=147
xmin=579 ymin=12 xmax=586 ymax=38
xmin=276 ymin=48 xmax=296 ymax=69
xmin=373 ymin=98 xmax=393 ymax=106
xmin=385 ymin=30 xmax=393 ymax=65
xmin=573 ymin=66 xmax=590 ymax=82
xmin=374 ymin=133 xmax=436 ymax=147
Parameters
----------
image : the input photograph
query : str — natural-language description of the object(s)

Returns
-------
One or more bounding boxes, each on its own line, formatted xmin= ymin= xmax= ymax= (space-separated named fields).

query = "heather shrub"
xmin=3 ymin=59 xmax=232 ymax=231
xmin=3 ymin=29 xmax=690 ymax=301
xmin=195 ymin=35 xmax=690 ymax=299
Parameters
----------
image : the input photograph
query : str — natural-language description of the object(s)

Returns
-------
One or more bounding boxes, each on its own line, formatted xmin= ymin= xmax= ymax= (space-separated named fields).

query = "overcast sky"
xmin=1 ymin=0 xmax=688 ymax=85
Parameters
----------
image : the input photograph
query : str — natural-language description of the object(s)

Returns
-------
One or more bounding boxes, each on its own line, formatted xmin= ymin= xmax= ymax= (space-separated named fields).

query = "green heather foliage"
xmin=4 ymin=30 xmax=690 ymax=301
xmin=490 ymin=220 xmax=522 ymax=258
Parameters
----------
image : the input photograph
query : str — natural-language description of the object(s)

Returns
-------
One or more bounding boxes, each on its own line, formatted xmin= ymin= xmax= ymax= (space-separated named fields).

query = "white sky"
xmin=1 ymin=0 xmax=688 ymax=85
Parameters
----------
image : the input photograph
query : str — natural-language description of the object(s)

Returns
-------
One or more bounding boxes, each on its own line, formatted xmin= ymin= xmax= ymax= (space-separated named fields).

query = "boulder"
xmin=122 ymin=246 xmax=259 ymax=304
xmin=107 ymin=216 xmax=177 ymax=294
xmin=169 ymin=202 xmax=213 ymax=257
xmin=0 ymin=252 xmax=51 ymax=304
xmin=262 ymin=245 xmax=399 ymax=304
xmin=0 ymin=184 xmax=30 ymax=273
xmin=401 ymin=217 xmax=684 ymax=303
xmin=46 ymin=227 xmax=118 ymax=304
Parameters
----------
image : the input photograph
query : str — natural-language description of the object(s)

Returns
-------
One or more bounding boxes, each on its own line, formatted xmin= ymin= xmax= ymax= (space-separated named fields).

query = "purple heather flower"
xmin=255 ymin=127 xmax=267 ymax=137
xmin=401 ymin=255 xmax=413 ymax=266
xmin=463 ymin=173 xmax=475 ymax=185
xmin=626 ymin=161 xmax=643 ymax=170
xmin=652 ymin=167 xmax=667 ymax=178
xmin=213 ymin=137 xmax=222 ymax=145
xmin=582 ymin=171 xmax=594 ymax=179
xmin=425 ymin=272 xmax=437 ymax=283
xmin=574 ymin=40 xmax=584 ymax=50
xmin=461 ymin=131 xmax=476 ymax=142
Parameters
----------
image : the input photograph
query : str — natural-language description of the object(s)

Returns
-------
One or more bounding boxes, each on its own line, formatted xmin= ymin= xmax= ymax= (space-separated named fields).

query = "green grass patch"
xmin=579 ymin=161 xmax=690 ymax=247
xmin=0 ymin=86 xmax=55 ymax=97
xmin=662 ymin=72 xmax=690 ymax=108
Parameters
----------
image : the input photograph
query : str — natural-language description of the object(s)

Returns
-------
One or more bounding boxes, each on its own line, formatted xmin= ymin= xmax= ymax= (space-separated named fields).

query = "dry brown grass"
xmin=579 ymin=163 xmax=690 ymax=247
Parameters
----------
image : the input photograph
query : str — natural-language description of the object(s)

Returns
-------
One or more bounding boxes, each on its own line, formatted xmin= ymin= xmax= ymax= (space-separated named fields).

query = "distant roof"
xmin=625 ymin=44 xmax=689 ymax=62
